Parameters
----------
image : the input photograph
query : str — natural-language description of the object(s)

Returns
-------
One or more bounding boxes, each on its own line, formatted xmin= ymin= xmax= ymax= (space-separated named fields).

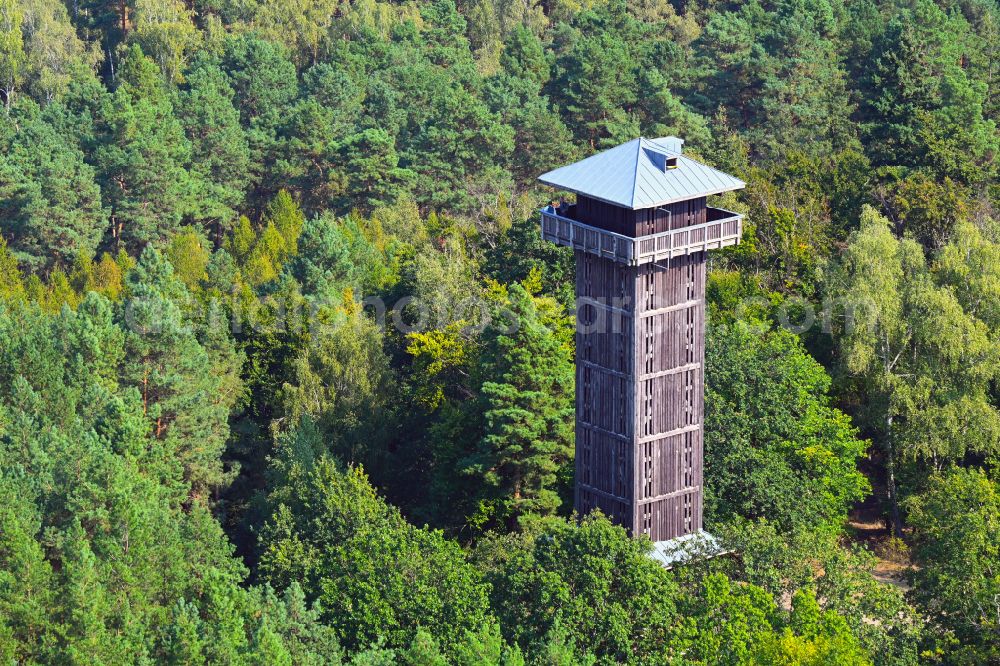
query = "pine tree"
xmin=464 ymin=284 xmax=574 ymax=529
xmin=95 ymin=44 xmax=194 ymax=251
xmin=0 ymin=103 xmax=106 ymax=271
xmin=220 ymin=34 xmax=298 ymax=208
xmin=336 ymin=129 xmax=414 ymax=213
xmin=176 ymin=61 xmax=250 ymax=236
xmin=857 ymin=0 xmax=998 ymax=183
xmin=118 ymin=246 xmax=239 ymax=496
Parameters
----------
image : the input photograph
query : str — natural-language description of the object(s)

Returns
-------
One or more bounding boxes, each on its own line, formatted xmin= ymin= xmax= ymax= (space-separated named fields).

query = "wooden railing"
xmin=540 ymin=206 xmax=743 ymax=267
xmin=540 ymin=207 xmax=635 ymax=264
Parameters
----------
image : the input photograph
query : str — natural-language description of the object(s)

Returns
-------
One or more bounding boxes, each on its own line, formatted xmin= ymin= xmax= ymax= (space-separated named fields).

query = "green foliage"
xmin=705 ymin=322 xmax=869 ymax=534
xmin=0 ymin=100 xmax=106 ymax=270
xmin=132 ymin=0 xmax=200 ymax=84
xmin=829 ymin=207 xmax=1000 ymax=530
xmin=476 ymin=513 xmax=876 ymax=665
xmin=279 ymin=310 xmax=393 ymax=467
xmin=857 ymin=0 xmax=998 ymax=184
xmin=0 ymin=295 xmax=253 ymax=662
xmin=335 ymin=128 xmax=415 ymax=212
xmin=287 ymin=213 xmax=362 ymax=297
xmin=265 ymin=189 xmax=305 ymax=261
xmin=879 ymin=170 xmax=969 ymax=251
xmin=682 ymin=575 xmax=871 ymax=666
xmin=0 ymin=0 xmax=24 ymax=108
xmin=464 ymin=284 xmax=574 ymax=530
xmin=0 ymin=237 xmax=25 ymax=302
xmin=257 ymin=432 xmax=496 ymax=659
xmin=119 ymin=246 xmax=242 ymax=496
xmin=475 ymin=514 xmax=685 ymax=663
xmin=483 ymin=214 xmax=575 ymax=308
xmin=17 ymin=0 xmax=99 ymax=102
xmin=906 ymin=468 xmax=1000 ymax=662
xmin=165 ymin=226 xmax=211 ymax=289
xmin=95 ymin=44 xmax=195 ymax=250
xmin=68 ymin=249 xmax=130 ymax=301
xmin=225 ymin=214 xmax=256 ymax=264
xmin=692 ymin=0 xmax=856 ymax=159
xmin=175 ymin=59 xmax=250 ymax=230
xmin=715 ymin=520 xmax=923 ymax=666
xmin=220 ymin=32 xmax=298 ymax=123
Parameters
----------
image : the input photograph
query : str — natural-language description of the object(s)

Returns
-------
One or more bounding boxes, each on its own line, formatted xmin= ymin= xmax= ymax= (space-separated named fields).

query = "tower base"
xmin=647 ymin=530 xmax=728 ymax=569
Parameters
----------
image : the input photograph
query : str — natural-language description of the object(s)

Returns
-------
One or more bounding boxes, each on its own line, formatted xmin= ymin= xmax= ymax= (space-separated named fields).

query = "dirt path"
xmin=848 ymin=457 xmax=913 ymax=591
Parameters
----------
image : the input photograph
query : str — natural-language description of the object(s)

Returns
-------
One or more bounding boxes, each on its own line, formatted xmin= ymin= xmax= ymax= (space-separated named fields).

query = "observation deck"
xmin=540 ymin=204 xmax=743 ymax=267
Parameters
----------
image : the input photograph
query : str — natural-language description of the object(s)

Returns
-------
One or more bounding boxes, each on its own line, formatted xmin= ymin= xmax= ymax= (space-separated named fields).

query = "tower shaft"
xmin=575 ymin=251 xmax=705 ymax=541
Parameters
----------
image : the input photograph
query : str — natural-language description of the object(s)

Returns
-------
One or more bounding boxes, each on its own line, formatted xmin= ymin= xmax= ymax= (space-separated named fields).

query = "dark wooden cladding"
xmin=576 ymin=250 xmax=635 ymax=527
xmin=575 ymin=195 xmax=707 ymax=237
xmin=634 ymin=254 xmax=705 ymax=541
xmin=575 ymin=196 xmax=636 ymax=236
xmin=575 ymin=246 xmax=706 ymax=542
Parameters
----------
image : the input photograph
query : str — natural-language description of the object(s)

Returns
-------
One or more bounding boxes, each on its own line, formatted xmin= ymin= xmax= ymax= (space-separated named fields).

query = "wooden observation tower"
xmin=538 ymin=137 xmax=745 ymax=551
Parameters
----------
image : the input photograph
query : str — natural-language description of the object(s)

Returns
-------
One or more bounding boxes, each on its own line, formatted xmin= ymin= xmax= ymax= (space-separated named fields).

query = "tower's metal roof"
xmin=538 ymin=137 xmax=745 ymax=210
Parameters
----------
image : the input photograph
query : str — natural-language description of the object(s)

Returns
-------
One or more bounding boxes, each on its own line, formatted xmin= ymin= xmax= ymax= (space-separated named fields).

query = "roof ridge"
xmin=628 ymin=138 xmax=642 ymax=209
xmin=643 ymin=137 xmax=659 ymax=155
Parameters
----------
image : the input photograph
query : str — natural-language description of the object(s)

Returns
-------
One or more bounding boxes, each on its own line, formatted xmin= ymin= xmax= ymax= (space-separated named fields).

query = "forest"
xmin=0 ymin=0 xmax=998 ymax=663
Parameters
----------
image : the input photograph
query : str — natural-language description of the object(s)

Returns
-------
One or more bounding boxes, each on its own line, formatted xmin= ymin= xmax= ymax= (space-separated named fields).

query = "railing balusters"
xmin=541 ymin=208 xmax=742 ymax=266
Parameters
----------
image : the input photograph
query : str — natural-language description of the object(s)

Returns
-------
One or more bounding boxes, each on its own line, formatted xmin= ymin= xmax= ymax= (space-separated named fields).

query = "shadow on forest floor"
xmin=847 ymin=459 xmax=913 ymax=592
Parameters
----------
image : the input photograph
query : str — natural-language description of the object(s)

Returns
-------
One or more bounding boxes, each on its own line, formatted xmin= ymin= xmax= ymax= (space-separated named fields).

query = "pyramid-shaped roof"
xmin=538 ymin=137 xmax=745 ymax=210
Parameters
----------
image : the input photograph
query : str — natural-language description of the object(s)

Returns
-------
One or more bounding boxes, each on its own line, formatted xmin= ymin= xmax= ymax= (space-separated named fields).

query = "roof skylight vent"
xmin=642 ymin=148 xmax=677 ymax=171
xmin=643 ymin=147 xmax=678 ymax=172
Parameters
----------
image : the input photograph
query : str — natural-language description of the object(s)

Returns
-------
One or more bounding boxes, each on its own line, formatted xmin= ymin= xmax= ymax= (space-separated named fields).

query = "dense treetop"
xmin=0 ymin=0 xmax=998 ymax=663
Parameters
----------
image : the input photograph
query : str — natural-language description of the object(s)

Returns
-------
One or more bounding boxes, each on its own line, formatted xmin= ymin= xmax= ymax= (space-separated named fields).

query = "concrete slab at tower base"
xmin=647 ymin=530 xmax=727 ymax=569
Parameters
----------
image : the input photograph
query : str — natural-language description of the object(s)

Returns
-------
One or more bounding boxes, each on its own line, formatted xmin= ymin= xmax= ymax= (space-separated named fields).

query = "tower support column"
xmin=575 ymin=251 xmax=705 ymax=542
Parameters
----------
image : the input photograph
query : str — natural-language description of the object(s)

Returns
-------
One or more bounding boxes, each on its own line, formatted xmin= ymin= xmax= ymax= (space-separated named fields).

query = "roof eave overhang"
xmin=537 ymin=179 xmax=747 ymax=210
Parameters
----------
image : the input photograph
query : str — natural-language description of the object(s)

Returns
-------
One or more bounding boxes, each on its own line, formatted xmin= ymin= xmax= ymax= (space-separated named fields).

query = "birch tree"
xmin=0 ymin=0 xmax=24 ymax=110
xmin=830 ymin=206 xmax=1000 ymax=534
